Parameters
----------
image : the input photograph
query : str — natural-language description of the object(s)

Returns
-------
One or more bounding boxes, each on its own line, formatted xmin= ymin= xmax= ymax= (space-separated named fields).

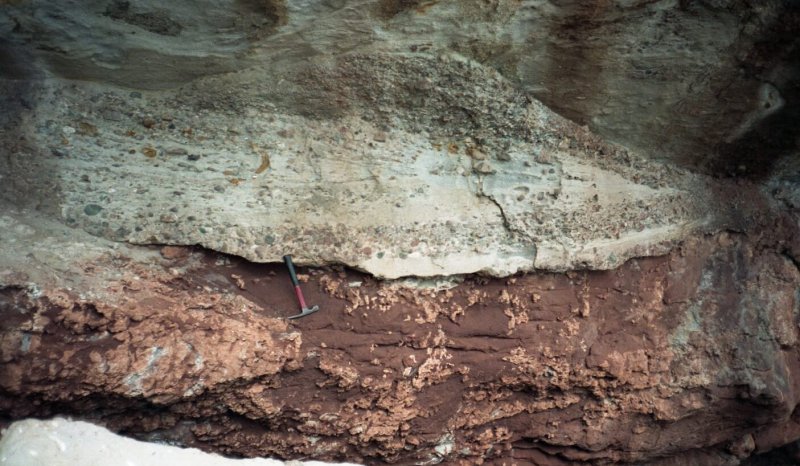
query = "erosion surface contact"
xmin=1 ymin=0 xmax=800 ymax=465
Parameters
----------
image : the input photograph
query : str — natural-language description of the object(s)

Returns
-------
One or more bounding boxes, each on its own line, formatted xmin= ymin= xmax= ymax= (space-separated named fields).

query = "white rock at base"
xmin=0 ymin=418 xmax=360 ymax=466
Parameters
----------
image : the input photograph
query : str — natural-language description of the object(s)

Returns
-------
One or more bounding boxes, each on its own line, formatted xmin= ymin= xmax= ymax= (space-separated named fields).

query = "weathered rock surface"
xmin=0 ymin=43 xmax=746 ymax=279
xmin=3 ymin=75 xmax=736 ymax=279
xmin=1 ymin=0 xmax=799 ymax=464
xmin=3 ymin=0 xmax=798 ymax=172
xmin=1 ymin=196 xmax=799 ymax=464
xmin=1 ymin=0 xmax=797 ymax=278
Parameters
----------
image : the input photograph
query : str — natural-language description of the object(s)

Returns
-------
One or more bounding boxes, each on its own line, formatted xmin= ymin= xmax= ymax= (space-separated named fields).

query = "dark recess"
xmin=376 ymin=0 xmax=425 ymax=20
xmin=104 ymin=1 xmax=184 ymax=37
xmin=712 ymin=3 xmax=800 ymax=180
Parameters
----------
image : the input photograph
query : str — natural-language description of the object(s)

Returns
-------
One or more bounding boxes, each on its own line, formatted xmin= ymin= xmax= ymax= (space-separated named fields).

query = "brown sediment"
xmin=538 ymin=0 xmax=613 ymax=128
xmin=1 ymin=217 xmax=799 ymax=464
xmin=375 ymin=0 xmax=427 ymax=20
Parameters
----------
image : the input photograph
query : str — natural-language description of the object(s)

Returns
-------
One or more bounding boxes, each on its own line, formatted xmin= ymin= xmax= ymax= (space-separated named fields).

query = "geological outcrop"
xmin=0 ymin=0 xmax=799 ymax=465
xmin=1 ymin=197 xmax=799 ymax=464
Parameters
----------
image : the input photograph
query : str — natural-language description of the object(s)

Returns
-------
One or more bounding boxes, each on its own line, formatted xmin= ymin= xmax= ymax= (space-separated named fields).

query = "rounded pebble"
xmin=83 ymin=204 xmax=103 ymax=216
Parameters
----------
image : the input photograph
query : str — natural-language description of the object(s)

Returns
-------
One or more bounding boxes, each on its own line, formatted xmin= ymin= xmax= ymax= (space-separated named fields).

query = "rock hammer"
xmin=283 ymin=255 xmax=319 ymax=319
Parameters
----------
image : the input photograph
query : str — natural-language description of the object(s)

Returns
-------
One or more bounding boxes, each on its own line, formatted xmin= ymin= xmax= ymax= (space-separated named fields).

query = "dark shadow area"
xmin=743 ymin=441 xmax=800 ymax=466
xmin=375 ymin=0 xmax=424 ymax=20
xmin=709 ymin=3 xmax=800 ymax=180
xmin=104 ymin=1 xmax=184 ymax=36
xmin=529 ymin=0 xmax=800 ymax=180
xmin=0 ymin=38 xmax=39 ymax=124
xmin=0 ymin=38 xmax=58 ymax=212
xmin=235 ymin=0 xmax=288 ymax=38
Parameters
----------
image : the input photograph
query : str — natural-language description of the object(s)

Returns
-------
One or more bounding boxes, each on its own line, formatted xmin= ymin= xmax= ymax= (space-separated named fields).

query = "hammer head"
xmin=287 ymin=305 xmax=319 ymax=320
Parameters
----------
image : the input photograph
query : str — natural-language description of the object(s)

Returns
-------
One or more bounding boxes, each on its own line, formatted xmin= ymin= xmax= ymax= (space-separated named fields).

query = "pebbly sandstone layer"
xmin=1 ymin=0 xmax=799 ymax=464
xmin=0 ymin=51 xmax=749 ymax=279
xmin=0 ymin=0 xmax=798 ymax=278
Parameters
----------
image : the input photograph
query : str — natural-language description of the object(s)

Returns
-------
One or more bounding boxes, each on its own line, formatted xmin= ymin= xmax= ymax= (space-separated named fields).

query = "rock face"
xmin=1 ymin=200 xmax=799 ymax=464
xmin=0 ymin=418 xmax=359 ymax=466
xmin=1 ymin=0 xmax=799 ymax=465
xmin=3 ymin=0 xmax=798 ymax=173
xmin=0 ymin=0 xmax=798 ymax=278
xmin=5 ymin=74 xmax=734 ymax=278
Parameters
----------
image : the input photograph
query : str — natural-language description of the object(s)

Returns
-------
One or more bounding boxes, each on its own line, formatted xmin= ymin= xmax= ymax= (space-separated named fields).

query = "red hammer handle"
xmin=294 ymin=285 xmax=308 ymax=310
xmin=284 ymin=255 xmax=308 ymax=311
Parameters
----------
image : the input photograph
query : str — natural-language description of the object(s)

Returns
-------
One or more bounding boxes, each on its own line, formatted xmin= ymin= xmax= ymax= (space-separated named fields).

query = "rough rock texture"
xmin=1 ymin=194 xmax=799 ymax=464
xmin=1 ymin=0 xmax=800 ymax=465
xmin=3 ymin=0 xmax=798 ymax=173
xmin=1 ymin=75 xmax=735 ymax=278
xmin=0 ymin=47 xmax=733 ymax=279
xmin=1 ymin=0 xmax=797 ymax=277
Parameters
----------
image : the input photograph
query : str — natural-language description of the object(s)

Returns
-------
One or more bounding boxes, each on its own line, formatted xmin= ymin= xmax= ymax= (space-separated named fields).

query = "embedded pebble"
xmin=83 ymin=204 xmax=103 ymax=216
xmin=473 ymin=161 xmax=495 ymax=174
xmin=101 ymin=110 xmax=124 ymax=122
